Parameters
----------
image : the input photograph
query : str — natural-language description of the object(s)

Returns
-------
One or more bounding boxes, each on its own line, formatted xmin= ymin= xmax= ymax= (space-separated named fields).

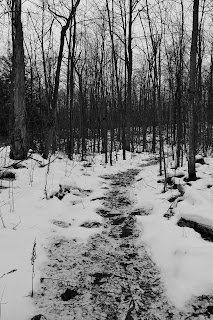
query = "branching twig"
xmin=124 ymin=298 xmax=135 ymax=320
xmin=141 ymin=178 xmax=156 ymax=189
xmin=120 ymin=263 xmax=137 ymax=319
xmin=29 ymin=155 xmax=58 ymax=167
xmin=12 ymin=216 xmax=21 ymax=230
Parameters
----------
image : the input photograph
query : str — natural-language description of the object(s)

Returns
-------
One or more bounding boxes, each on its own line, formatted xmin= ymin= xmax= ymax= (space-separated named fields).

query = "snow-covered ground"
xmin=1 ymin=146 xmax=213 ymax=319
xmin=134 ymin=156 xmax=213 ymax=310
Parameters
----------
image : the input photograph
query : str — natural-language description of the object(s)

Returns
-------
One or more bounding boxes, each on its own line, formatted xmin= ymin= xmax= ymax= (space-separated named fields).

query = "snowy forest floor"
xmin=35 ymin=168 xmax=173 ymax=320
xmin=1 ymin=148 xmax=213 ymax=319
xmin=34 ymin=165 xmax=213 ymax=320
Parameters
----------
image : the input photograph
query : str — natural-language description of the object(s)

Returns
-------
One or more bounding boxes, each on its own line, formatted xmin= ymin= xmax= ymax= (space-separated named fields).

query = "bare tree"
xmin=43 ymin=0 xmax=80 ymax=159
xmin=66 ymin=4 xmax=77 ymax=159
xmin=176 ymin=0 xmax=184 ymax=168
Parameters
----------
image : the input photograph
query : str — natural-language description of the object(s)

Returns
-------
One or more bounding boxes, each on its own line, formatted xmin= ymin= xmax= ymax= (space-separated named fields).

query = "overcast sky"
xmin=0 ymin=0 xmax=212 ymax=66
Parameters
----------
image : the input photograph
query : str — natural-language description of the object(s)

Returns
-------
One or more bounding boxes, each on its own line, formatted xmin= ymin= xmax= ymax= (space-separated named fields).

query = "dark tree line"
xmin=0 ymin=0 xmax=212 ymax=179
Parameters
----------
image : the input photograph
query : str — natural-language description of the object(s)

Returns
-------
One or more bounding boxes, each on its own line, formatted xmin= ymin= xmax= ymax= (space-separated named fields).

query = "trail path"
xmin=34 ymin=167 xmax=213 ymax=320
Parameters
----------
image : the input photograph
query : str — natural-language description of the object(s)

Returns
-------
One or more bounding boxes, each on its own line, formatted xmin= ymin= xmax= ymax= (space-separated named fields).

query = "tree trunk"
xmin=207 ymin=49 xmax=213 ymax=147
xmin=10 ymin=0 xmax=28 ymax=160
xmin=188 ymin=0 xmax=199 ymax=180
xmin=126 ymin=0 xmax=132 ymax=152
xmin=43 ymin=0 xmax=80 ymax=159
xmin=106 ymin=0 xmax=123 ymax=158
xmin=176 ymin=0 xmax=184 ymax=168
xmin=66 ymin=11 xmax=76 ymax=160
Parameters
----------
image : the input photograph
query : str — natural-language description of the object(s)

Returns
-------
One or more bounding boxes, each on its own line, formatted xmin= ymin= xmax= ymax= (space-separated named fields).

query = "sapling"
xmin=0 ymin=208 xmax=5 ymax=228
xmin=92 ymin=155 xmax=96 ymax=172
xmin=65 ymin=157 xmax=68 ymax=176
xmin=0 ymin=287 xmax=6 ymax=320
xmin=31 ymin=238 xmax=37 ymax=297
xmin=12 ymin=216 xmax=21 ymax=230
xmin=28 ymin=157 xmax=36 ymax=186
xmin=44 ymin=155 xmax=51 ymax=199
xmin=8 ymin=180 xmax=14 ymax=212
xmin=65 ymin=159 xmax=78 ymax=178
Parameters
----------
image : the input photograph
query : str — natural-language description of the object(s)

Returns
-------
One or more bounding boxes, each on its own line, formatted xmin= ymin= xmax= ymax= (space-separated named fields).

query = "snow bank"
xmin=134 ymin=156 xmax=213 ymax=310
xmin=2 ymin=146 xmax=213 ymax=316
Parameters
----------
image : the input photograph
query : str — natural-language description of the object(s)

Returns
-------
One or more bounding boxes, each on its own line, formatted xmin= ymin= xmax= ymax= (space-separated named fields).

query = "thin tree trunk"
xmin=188 ymin=0 xmax=199 ymax=180
xmin=126 ymin=0 xmax=132 ymax=152
xmin=176 ymin=0 xmax=184 ymax=168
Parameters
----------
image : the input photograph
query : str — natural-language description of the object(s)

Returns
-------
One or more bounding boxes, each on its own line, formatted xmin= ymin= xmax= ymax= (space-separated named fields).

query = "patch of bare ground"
xmin=34 ymin=166 xmax=213 ymax=319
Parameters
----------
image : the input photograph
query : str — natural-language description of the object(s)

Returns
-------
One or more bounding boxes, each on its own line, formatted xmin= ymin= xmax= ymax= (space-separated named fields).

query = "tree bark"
xmin=126 ymin=0 xmax=132 ymax=152
xmin=176 ymin=0 xmax=184 ymax=168
xmin=10 ymin=0 xmax=28 ymax=160
xmin=188 ymin=0 xmax=199 ymax=180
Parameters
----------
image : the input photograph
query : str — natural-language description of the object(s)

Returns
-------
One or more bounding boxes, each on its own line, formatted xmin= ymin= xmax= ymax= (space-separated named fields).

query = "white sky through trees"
xmin=0 ymin=0 xmax=212 ymax=81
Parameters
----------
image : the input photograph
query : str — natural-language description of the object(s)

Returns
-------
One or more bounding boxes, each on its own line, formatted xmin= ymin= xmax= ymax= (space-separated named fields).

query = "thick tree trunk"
xmin=188 ymin=0 xmax=199 ymax=180
xmin=10 ymin=0 xmax=28 ymax=160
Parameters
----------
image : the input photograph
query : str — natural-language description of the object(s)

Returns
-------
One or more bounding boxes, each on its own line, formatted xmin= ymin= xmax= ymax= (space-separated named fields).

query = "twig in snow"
xmin=2 ymin=159 xmax=25 ymax=169
xmin=12 ymin=216 xmax=21 ymax=230
xmin=27 ymin=154 xmax=58 ymax=169
xmin=120 ymin=263 xmax=138 ymax=318
xmin=9 ymin=180 xmax=14 ymax=212
xmin=164 ymin=201 xmax=177 ymax=219
xmin=44 ymin=155 xmax=52 ymax=199
xmin=0 ymin=211 xmax=5 ymax=228
xmin=0 ymin=269 xmax=17 ymax=279
xmin=124 ymin=298 xmax=135 ymax=320
xmin=141 ymin=178 xmax=156 ymax=189
xmin=39 ymin=156 xmax=58 ymax=167
xmin=31 ymin=238 xmax=37 ymax=297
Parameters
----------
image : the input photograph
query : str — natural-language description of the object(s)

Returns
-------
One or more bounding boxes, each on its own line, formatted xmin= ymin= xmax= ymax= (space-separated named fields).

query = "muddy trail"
xmin=34 ymin=168 xmax=213 ymax=320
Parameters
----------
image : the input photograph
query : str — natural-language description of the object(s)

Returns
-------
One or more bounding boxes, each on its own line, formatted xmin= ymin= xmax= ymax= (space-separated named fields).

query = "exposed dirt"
xmin=51 ymin=185 xmax=92 ymax=201
xmin=34 ymin=167 xmax=213 ymax=320
xmin=51 ymin=220 xmax=72 ymax=228
xmin=80 ymin=221 xmax=102 ymax=228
